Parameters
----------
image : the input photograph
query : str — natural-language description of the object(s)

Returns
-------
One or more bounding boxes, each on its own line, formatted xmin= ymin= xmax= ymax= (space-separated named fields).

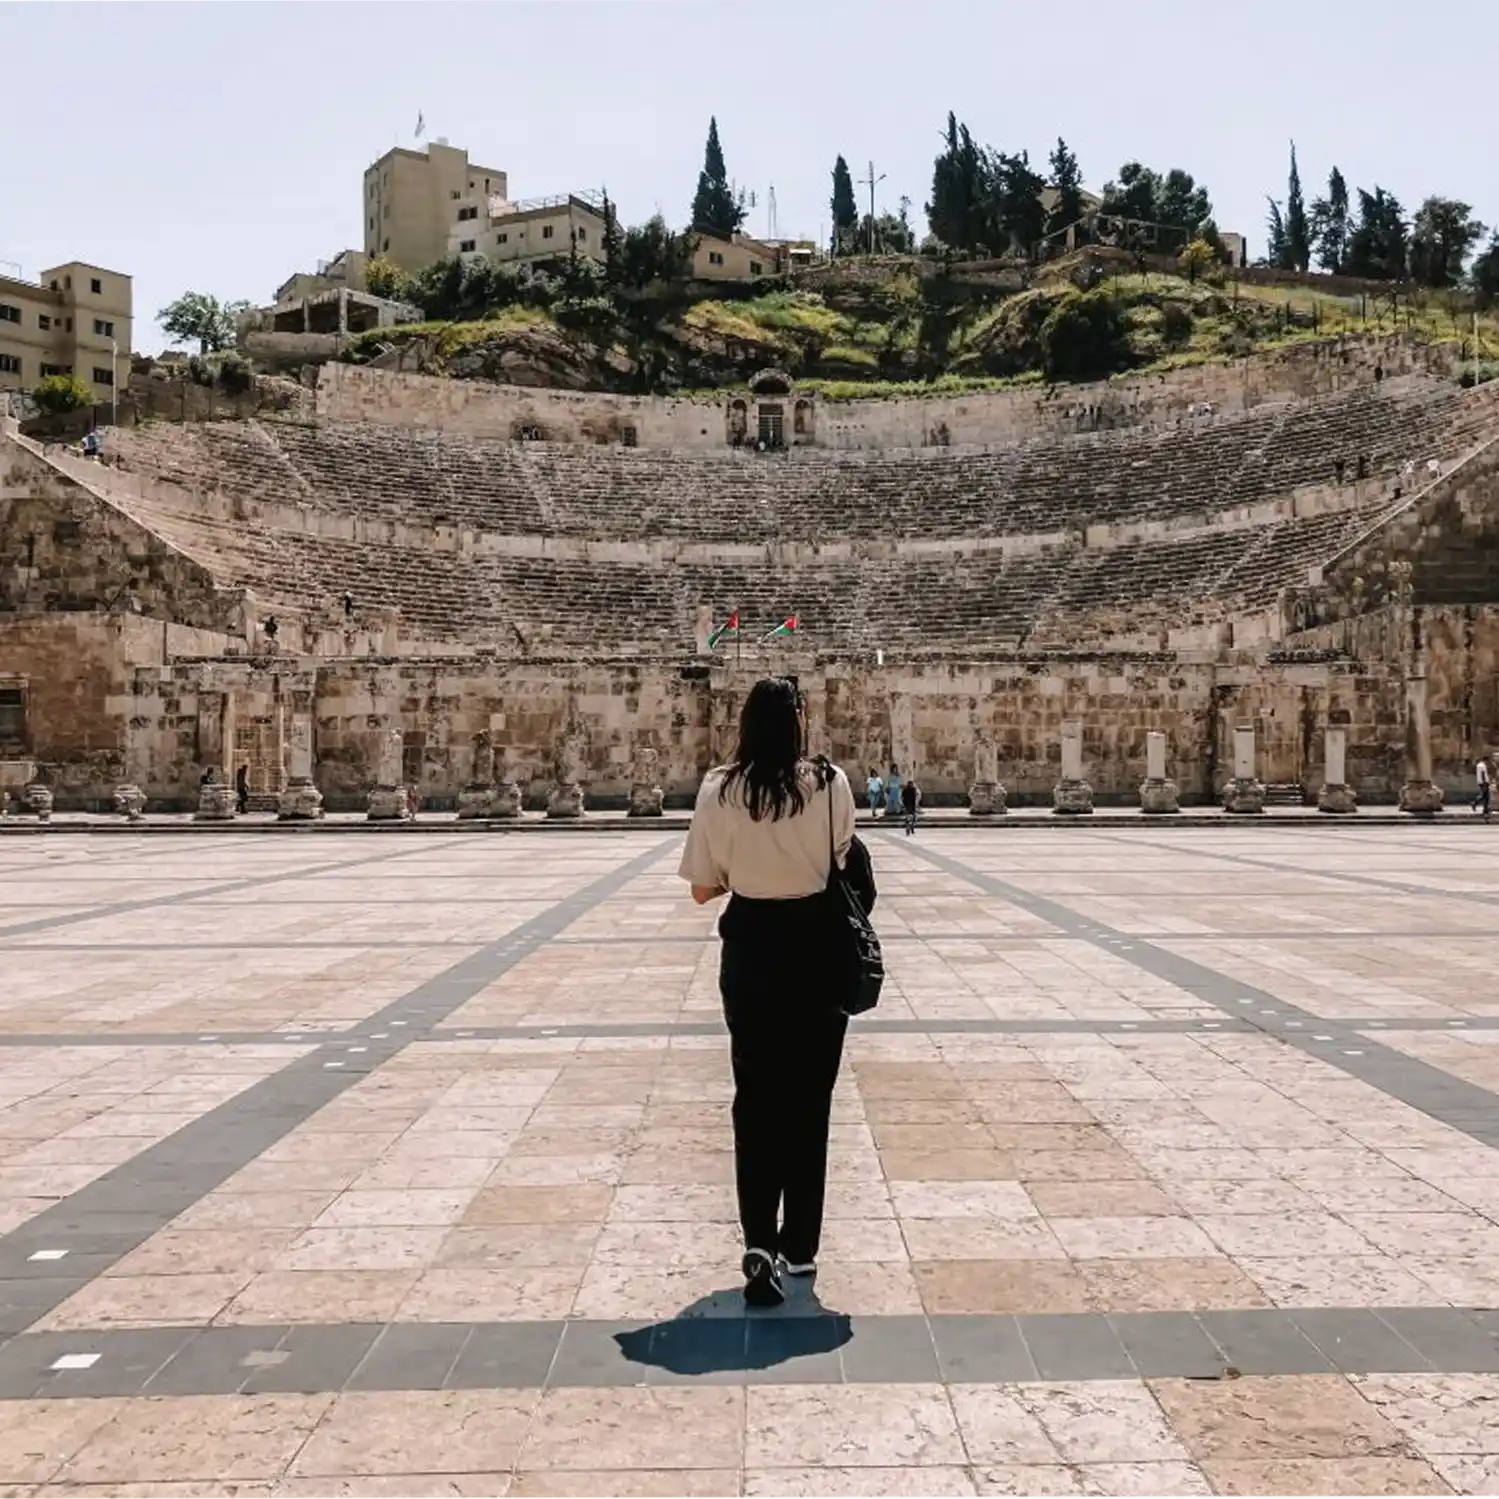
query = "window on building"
xmin=383 ymin=238 xmax=390 ymax=252
xmin=92 ymin=366 xmax=114 ymax=386
xmin=459 ymin=239 xmax=476 ymax=253
xmin=38 ymin=315 xmax=51 ymax=331
xmin=468 ymin=180 xmax=474 ymax=189
xmin=64 ymin=276 xmax=71 ymax=289
xmin=709 ymin=251 xmax=724 ymax=266
xmin=369 ymin=217 xmax=375 ymax=231
xmin=90 ymin=278 xmax=102 ymax=294
xmin=542 ymin=225 xmax=554 ymax=239
xmin=65 ymin=318 xmax=72 ymax=332
xmin=496 ymin=232 xmax=508 ymax=245
xmin=49 ymin=280 xmax=58 ymax=291
xmin=39 ymin=363 xmax=72 ymax=377
xmin=457 ymin=205 xmax=478 ymax=221
xmin=576 ymin=226 xmax=586 ymax=241
xmin=0 ymin=688 xmax=25 ymax=748
xmin=450 ymin=189 xmax=461 ymax=200
xmin=750 ymin=260 xmax=763 ymax=275
xmin=94 ymin=318 xmax=113 ymax=337
xmin=484 ymin=177 xmax=490 ymax=191
xmin=0 ymin=304 xmax=19 ymax=324
xmin=0 ymin=355 xmax=20 ymax=375
xmin=383 ymin=204 xmax=391 ymax=218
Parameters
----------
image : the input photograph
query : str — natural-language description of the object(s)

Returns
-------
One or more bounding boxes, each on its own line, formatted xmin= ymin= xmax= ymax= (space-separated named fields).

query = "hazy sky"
xmin=3 ymin=1 xmax=1495 ymax=353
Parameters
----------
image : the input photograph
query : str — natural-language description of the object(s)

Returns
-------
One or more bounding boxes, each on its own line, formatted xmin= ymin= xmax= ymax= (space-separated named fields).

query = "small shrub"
xmin=1160 ymin=302 xmax=1194 ymax=348
xmin=187 ymin=355 xmax=215 ymax=387
xmin=31 ymin=373 xmax=92 ymax=415
xmin=1039 ymin=289 xmax=1130 ymax=381
xmin=216 ymin=353 xmax=253 ymax=394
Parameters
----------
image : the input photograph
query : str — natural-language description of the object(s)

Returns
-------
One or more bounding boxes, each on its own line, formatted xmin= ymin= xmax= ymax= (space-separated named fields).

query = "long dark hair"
xmin=719 ymin=676 xmax=810 ymax=822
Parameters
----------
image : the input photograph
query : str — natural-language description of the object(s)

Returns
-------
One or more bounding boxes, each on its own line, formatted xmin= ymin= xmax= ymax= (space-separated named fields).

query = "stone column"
xmin=968 ymin=737 xmax=1006 ymax=816
xmin=1222 ymin=724 xmax=1266 ymax=814
xmin=1317 ymin=726 xmax=1358 ymax=814
xmin=547 ymin=725 xmax=586 ymax=820
xmin=628 ymin=744 xmax=665 ymax=818
xmin=458 ymin=730 xmax=498 ymax=819
xmin=194 ymin=689 xmax=236 ymax=820
xmin=1399 ymin=670 xmax=1444 ymax=815
xmin=1139 ymin=730 xmax=1180 ymax=814
xmin=113 ymin=724 xmax=146 ymax=823
xmin=491 ymin=743 xmax=522 ymax=819
xmin=1052 ymin=720 xmax=1094 ymax=815
xmin=367 ymin=724 xmax=411 ymax=821
xmin=277 ymin=713 xmax=324 ymax=820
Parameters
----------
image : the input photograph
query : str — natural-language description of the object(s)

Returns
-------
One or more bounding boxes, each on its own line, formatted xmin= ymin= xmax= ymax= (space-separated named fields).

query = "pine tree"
xmin=1265 ymin=198 xmax=1289 ymax=268
xmin=1346 ymin=187 xmax=1409 ymax=280
xmin=690 ymin=117 xmax=745 ymax=238
xmin=1046 ymin=138 xmax=1086 ymax=249
xmin=1285 ymin=144 xmax=1311 ymax=272
xmin=1310 ymin=167 xmax=1350 ymax=274
xmin=1472 ymin=234 xmax=1499 ymax=308
xmin=830 ymin=155 xmax=859 ymax=256
xmin=992 ymin=151 xmax=1046 ymax=258
xmin=1409 ymin=197 xmax=1488 ymax=288
xmin=926 ymin=112 xmax=987 ymax=253
xmin=600 ymin=187 xmax=623 ymax=285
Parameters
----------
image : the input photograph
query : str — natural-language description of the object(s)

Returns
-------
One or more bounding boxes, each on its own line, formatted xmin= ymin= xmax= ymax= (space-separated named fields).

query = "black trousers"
xmin=719 ymin=894 xmax=848 ymax=1263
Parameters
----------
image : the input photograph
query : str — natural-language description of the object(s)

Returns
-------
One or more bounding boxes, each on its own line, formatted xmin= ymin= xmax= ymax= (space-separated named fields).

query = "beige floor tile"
xmin=436 ymin=1221 xmax=601 ymax=1268
xmin=1204 ymin=1456 xmax=1453 ymax=1494
xmin=57 ymin=1395 xmax=333 ymax=1485
xmin=1049 ymin=1215 xmax=1217 ymax=1260
xmin=1017 ymin=1381 xmax=1188 ymax=1463
xmin=289 ymin=1391 xmax=540 ymax=1476
xmin=1196 ymin=1212 xmax=1376 ymax=1258
xmin=218 ymin=1271 xmax=419 ymax=1325
xmin=747 ymin=1467 xmax=978 ymax=1495
xmin=107 ymin=1231 xmax=297 ymax=1277
xmin=915 ymin=1259 xmax=1091 ymax=1315
xmin=38 ymin=1273 xmax=250 ymax=1331
xmin=746 ymin=1385 xmax=963 ymax=1468
xmin=900 ymin=1218 xmax=1066 ymax=1261
xmin=313 ymin=1190 xmax=477 ymax=1228
xmin=1352 ymin=1373 xmax=1499 ymax=1455
xmin=171 ymin=1192 xmax=342 ymax=1231
xmin=1240 ymin=1254 xmax=1447 ymax=1308
xmin=570 ymin=1260 xmax=737 ymax=1319
xmin=36 ymin=1482 xmax=274 ymax=1496
xmin=1074 ymin=1461 xmax=1211 ymax=1495
xmin=522 ymin=1388 xmax=743 ymax=1470
xmin=891 ymin=1182 xmax=1037 ymax=1220
xmin=1426 ymin=1453 xmax=1499 ymax=1492
xmin=813 ymin=1259 xmax=925 ymax=1315
xmin=1152 ymin=1375 xmax=1410 ymax=1461
xmin=277 ymin=1226 xmax=451 ymax=1272
xmin=512 ymin=1472 xmax=737 ymax=1497
xmin=0 ymin=1399 xmax=126 ymax=1484
xmin=1024 ymin=1179 xmax=1178 ymax=1217
xmin=947 ymin=1386 xmax=1060 ymax=1465
xmin=1078 ymin=1257 xmax=1271 ymax=1312
xmin=971 ymin=1465 xmax=1086 ymax=1496
xmin=882 ymin=1150 xmax=1017 ymax=1182
xmin=274 ymin=1477 xmax=512 ymax=1497
xmin=398 ymin=1265 xmax=584 ymax=1320
xmin=461 ymin=1184 xmax=615 ymax=1224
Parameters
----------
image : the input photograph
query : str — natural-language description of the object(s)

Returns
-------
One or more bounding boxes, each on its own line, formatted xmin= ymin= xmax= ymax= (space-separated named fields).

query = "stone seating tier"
xmin=105 ymin=378 xmax=1489 ymax=545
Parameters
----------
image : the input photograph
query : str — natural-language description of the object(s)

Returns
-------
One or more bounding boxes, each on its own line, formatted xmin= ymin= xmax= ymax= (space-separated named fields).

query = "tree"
xmin=157 ymin=292 xmax=249 ymax=355
xmin=990 ymin=150 xmax=1046 ymax=258
xmin=599 ymin=188 xmax=624 ymax=285
xmin=618 ymin=215 xmax=695 ymax=289
xmin=364 ymin=257 xmax=408 ymax=300
xmin=830 ymin=155 xmax=858 ymax=255
xmin=1158 ymin=169 xmax=1212 ymax=236
xmin=860 ymin=209 xmax=914 ymax=254
xmin=927 ymin=112 xmax=987 ymax=254
xmin=1408 ymin=197 xmax=1488 ymax=288
xmin=1345 ymin=187 xmax=1409 ymax=280
xmin=1100 ymin=161 xmax=1160 ymax=225
xmin=1265 ymin=198 xmax=1289 ymax=269
xmin=1472 ymin=234 xmax=1499 ymax=308
xmin=1039 ymin=288 xmax=1129 ymax=381
xmin=1045 ymin=138 xmax=1087 ymax=247
xmin=690 ymin=117 xmax=745 ymax=238
xmin=1310 ymin=167 xmax=1350 ymax=274
xmin=1099 ymin=162 xmax=1211 ymax=250
xmin=1285 ymin=144 xmax=1311 ymax=272
xmin=1179 ymin=238 xmax=1216 ymax=283
xmin=32 ymin=373 xmax=92 ymax=415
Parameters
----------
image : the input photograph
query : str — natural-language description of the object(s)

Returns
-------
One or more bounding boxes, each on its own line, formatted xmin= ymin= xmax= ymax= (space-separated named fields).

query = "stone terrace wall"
xmin=317 ymin=334 xmax=1446 ymax=450
xmin=95 ymin=650 xmax=1415 ymax=812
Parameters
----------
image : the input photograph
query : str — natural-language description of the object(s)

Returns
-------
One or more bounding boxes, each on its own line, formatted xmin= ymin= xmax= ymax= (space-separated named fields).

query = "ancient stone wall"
xmin=317 ymin=335 xmax=1441 ymax=450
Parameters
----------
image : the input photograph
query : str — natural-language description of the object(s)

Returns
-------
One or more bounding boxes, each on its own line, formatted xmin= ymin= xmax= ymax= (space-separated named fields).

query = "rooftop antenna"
xmin=767 ymin=183 xmax=778 ymax=240
xmin=859 ymin=160 xmax=886 ymax=252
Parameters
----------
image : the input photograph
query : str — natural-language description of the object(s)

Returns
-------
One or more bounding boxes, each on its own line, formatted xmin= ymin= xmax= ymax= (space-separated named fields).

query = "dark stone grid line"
xmin=0 ymin=1305 xmax=1495 ymax=1398
xmin=0 ymin=838 xmax=678 ymax=1336
xmin=890 ymin=836 xmax=1499 ymax=1151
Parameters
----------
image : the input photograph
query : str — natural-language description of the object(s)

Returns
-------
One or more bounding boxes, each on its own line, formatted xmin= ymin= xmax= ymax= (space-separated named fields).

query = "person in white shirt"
xmin=678 ymin=677 xmax=855 ymax=1307
xmin=1475 ymin=754 xmax=1493 ymax=820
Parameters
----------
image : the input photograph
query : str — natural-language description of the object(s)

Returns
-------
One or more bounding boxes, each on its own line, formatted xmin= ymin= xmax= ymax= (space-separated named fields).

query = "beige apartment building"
xmin=0 ymin=261 xmax=131 ymax=398
xmin=691 ymin=231 xmax=782 ymax=281
xmin=364 ymin=141 xmax=508 ymax=272
xmin=450 ymin=192 xmax=607 ymax=267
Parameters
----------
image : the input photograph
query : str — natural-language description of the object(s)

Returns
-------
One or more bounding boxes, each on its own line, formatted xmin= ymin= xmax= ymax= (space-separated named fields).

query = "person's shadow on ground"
xmin=614 ymin=1279 xmax=852 ymax=1376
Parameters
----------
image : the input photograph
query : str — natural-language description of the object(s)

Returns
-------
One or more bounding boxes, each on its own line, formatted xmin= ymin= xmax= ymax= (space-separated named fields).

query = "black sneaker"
xmin=742 ymin=1248 xmax=784 ymax=1307
xmin=779 ymin=1255 xmax=817 ymax=1277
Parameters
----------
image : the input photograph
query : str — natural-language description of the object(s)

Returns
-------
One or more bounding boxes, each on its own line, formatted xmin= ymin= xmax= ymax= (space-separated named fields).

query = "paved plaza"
xmin=0 ymin=823 xmax=1498 ymax=1494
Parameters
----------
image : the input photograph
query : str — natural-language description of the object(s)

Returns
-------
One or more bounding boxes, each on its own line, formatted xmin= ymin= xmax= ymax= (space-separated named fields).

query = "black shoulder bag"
xmin=819 ymin=761 xmax=884 ymax=1017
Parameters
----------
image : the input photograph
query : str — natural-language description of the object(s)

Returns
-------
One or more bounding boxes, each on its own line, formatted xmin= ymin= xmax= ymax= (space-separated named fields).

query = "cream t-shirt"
xmin=678 ymin=763 xmax=856 ymax=900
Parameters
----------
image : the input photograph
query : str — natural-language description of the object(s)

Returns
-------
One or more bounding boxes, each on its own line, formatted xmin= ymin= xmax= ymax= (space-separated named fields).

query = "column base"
xmin=628 ymin=784 xmax=665 ymax=817
xmin=1222 ymin=777 xmax=1266 ymax=814
xmin=366 ymin=786 xmax=412 ymax=821
xmin=547 ymin=782 xmax=585 ymax=820
xmin=277 ymin=779 xmax=325 ymax=821
xmin=457 ymin=785 xmax=502 ymax=819
xmin=1139 ymin=777 xmax=1180 ymax=814
xmin=968 ymin=780 xmax=1007 ymax=816
xmin=1399 ymin=779 xmax=1444 ymax=816
xmin=1317 ymin=783 xmax=1359 ymax=815
xmin=1052 ymin=778 xmax=1094 ymax=815
xmin=194 ymin=782 xmax=236 ymax=821
xmin=113 ymin=783 xmax=147 ymax=822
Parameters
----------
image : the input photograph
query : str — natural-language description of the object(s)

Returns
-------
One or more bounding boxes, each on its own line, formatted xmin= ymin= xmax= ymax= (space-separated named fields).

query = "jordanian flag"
xmin=759 ymin=615 xmax=799 ymax=642
xmin=707 ymin=609 xmax=740 ymax=649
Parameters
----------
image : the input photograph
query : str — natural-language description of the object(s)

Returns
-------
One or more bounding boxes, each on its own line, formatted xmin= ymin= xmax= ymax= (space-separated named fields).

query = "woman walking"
xmin=678 ymin=677 xmax=857 ymax=1307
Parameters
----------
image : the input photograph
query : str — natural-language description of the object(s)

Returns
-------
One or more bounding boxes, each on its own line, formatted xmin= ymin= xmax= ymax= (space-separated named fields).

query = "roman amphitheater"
xmin=2 ymin=333 xmax=1497 ymax=814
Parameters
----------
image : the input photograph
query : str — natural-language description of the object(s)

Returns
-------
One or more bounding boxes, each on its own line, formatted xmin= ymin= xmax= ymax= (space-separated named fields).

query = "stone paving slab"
xmin=0 ymin=826 xmax=1496 ymax=1492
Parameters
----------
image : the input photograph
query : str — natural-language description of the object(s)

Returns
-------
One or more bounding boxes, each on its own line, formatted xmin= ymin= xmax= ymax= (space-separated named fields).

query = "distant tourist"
xmin=81 ymin=429 xmax=101 ymax=460
xmin=901 ymin=777 xmax=920 ymax=835
xmin=1474 ymin=754 xmax=1493 ymax=820
xmin=677 ymin=677 xmax=859 ymax=1308
xmin=235 ymin=765 xmax=249 ymax=815
xmin=865 ymin=767 xmax=884 ymax=817
xmin=885 ymin=763 xmax=902 ymax=818
xmin=199 ymin=765 xmax=213 ymax=789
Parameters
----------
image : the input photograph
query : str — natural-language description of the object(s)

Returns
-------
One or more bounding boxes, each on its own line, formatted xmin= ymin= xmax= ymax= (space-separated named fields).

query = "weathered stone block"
xmin=367 ymin=786 xmax=412 ymax=821
xmin=1222 ymin=777 xmax=1266 ymax=814
xmin=1398 ymin=779 xmax=1444 ymax=815
xmin=1317 ymin=783 xmax=1358 ymax=814
xmin=547 ymin=780 xmax=584 ymax=820
xmin=113 ymin=783 xmax=146 ymax=822
xmin=1052 ymin=777 xmax=1094 ymax=815
xmin=194 ymin=779 xmax=235 ymax=821
xmin=277 ymin=779 xmax=325 ymax=820
xmin=1139 ymin=777 xmax=1180 ymax=813
xmin=968 ymin=780 xmax=1007 ymax=816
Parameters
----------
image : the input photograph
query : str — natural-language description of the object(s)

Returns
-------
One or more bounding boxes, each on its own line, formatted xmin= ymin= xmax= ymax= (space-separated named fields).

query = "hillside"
xmin=340 ymin=252 xmax=1499 ymax=398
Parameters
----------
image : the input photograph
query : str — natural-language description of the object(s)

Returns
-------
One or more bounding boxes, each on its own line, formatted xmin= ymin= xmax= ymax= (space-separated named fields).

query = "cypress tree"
xmin=691 ymin=117 xmax=745 ymax=238
xmin=830 ymin=155 xmax=859 ymax=255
